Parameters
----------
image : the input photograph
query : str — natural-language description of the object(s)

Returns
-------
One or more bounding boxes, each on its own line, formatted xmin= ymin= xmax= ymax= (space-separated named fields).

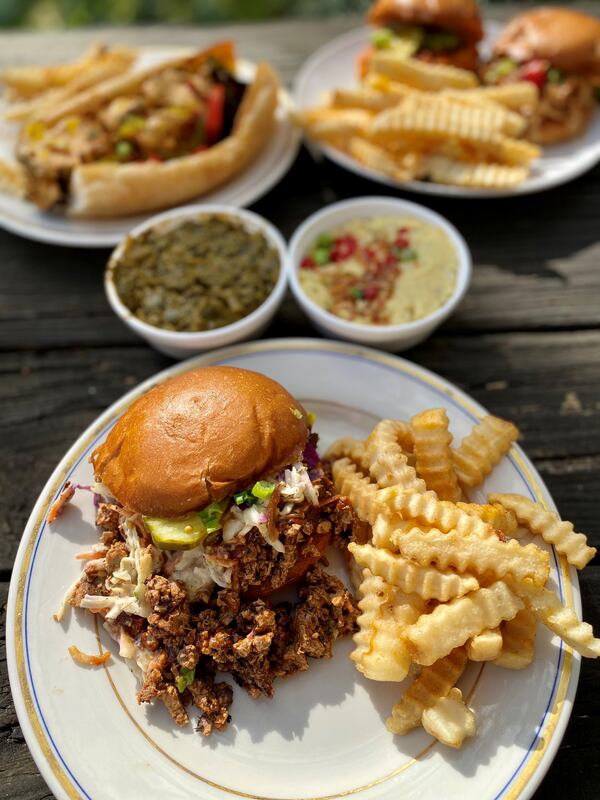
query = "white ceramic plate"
xmin=7 ymin=339 xmax=580 ymax=800
xmin=0 ymin=50 xmax=301 ymax=247
xmin=293 ymin=23 xmax=600 ymax=198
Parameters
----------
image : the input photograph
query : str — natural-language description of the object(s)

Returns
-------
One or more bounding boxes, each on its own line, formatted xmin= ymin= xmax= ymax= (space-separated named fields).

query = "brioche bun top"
xmin=493 ymin=7 xmax=600 ymax=74
xmin=367 ymin=0 xmax=484 ymax=44
xmin=91 ymin=366 xmax=308 ymax=517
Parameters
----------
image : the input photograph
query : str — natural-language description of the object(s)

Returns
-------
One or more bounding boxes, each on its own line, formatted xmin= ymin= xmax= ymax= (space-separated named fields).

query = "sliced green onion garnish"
xmin=316 ymin=232 xmax=333 ymax=248
xmin=176 ymin=666 xmax=195 ymax=693
xmin=399 ymin=248 xmax=418 ymax=262
xmin=251 ymin=480 xmax=276 ymax=500
xmin=291 ymin=407 xmax=304 ymax=420
xmin=547 ymin=67 xmax=564 ymax=84
xmin=198 ymin=500 xmax=226 ymax=534
xmin=371 ymin=28 xmax=394 ymax=49
xmin=313 ymin=247 xmax=331 ymax=266
xmin=233 ymin=489 xmax=256 ymax=506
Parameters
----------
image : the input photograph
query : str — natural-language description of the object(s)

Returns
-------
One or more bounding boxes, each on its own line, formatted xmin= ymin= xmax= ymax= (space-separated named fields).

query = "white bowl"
xmin=286 ymin=196 xmax=472 ymax=352
xmin=105 ymin=204 xmax=288 ymax=359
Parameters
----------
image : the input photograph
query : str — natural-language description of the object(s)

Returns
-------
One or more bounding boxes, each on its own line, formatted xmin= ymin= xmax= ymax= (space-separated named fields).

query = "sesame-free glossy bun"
xmin=493 ymin=7 xmax=600 ymax=74
xmin=367 ymin=0 xmax=484 ymax=44
xmin=91 ymin=366 xmax=308 ymax=517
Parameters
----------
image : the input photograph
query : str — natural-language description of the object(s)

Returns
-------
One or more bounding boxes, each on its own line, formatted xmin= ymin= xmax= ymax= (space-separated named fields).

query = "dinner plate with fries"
xmin=293 ymin=24 xmax=600 ymax=196
xmin=9 ymin=338 xmax=597 ymax=800
xmin=0 ymin=44 xmax=300 ymax=247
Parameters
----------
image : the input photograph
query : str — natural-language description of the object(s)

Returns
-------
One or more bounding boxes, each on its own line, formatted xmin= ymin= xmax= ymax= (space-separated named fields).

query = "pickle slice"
xmin=143 ymin=513 xmax=208 ymax=550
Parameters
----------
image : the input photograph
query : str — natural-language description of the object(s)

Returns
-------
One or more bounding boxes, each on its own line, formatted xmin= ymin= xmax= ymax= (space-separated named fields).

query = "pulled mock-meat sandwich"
xmin=484 ymin=7 xmax=600 ymax=144
xmin=53 ymin=366 xmax=362 ymax=735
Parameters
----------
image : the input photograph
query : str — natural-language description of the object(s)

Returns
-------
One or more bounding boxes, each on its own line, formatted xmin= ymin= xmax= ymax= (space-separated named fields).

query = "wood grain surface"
xmin=1 ymin=6 xmax=599 ymax=799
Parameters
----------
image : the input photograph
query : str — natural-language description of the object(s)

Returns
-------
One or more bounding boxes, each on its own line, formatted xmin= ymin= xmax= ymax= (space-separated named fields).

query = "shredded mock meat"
xmin=62 ymin=453 xmax=365 ymax=735
xmin=528 ymin=78 xmax=596 ymax=144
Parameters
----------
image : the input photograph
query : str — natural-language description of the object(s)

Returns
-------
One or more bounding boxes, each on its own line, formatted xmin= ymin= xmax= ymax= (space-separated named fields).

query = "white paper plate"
xmin=293 ymin=24 xmax=600 ymax=198
xmin=0 ymin=51 xmax=301 ymax=247
xmin=7 ymin=339 xmax=580 ymax=800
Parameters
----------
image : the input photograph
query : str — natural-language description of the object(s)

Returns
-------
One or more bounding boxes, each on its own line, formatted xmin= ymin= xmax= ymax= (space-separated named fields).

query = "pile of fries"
xmin=1 ymin=43 xmax=135 ymax=123
xmin=296 ymin=52 xmax=541 ymax=189
xmin=327 ymin=410 xmax=597 ymax=749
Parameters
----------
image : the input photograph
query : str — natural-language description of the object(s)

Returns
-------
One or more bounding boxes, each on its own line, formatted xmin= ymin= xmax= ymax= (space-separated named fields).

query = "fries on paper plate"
xmin=329 ymin=410 xmax=598 ymax=749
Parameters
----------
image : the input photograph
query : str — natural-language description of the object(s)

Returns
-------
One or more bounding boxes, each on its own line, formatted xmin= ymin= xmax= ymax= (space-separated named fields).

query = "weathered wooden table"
xmin=1 ymin=7 xmax=599 ymax=799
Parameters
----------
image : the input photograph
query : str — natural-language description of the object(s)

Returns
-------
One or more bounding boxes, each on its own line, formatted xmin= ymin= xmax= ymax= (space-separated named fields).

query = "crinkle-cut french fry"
xmin=395 ymin=527 xmax=550 ymax=586
xmin=506 ymin=579 xmax=600 ymax=658
xmin=366 ymin=420 xmax=426 ymax=492
xmin=404 ymin=581 xmax=524 ymax=666
xmin=386 ymin=646 xmax=468 ymax=734
xmin=296 ymin=108 xmax=373 ymax=143
xmin=421 ymin=687 xmax=476 ymax=748
xmin=398 ymin=92 xmax=526 ymax=137
xmin=452 ymin=415 xmax=519 ymax=488
xmin=368 ymin=418 xmax=414 ymax=453
xmin=410 ymin=408 xmax=462 ymax=501
xmin=349 ymin=542 xmax=479 ymax=601
xmin=423 ymin=156 xmax=529 ymax=189
xmin=375 ymin=488 xmax=498 ymax=540
xmin=370 ymin=52 xmax=478 ymax=90
xmin=330 ymin=86 xmax=402 ymax=112
xmin=372 ymin=102 xmax=512 ymax=145
xmin=351 ymin=572 xmax=425 ymax=681
xmin=456 ymin=502 xmax=519 ymax=538
xmin=467 ymin=628 xmax=503 ymax=661
xmin=346 ymin=137 xmax=423 ymax=182
xmin=494 ymin=607 xmax=536 ymax=669
xmin=489 ymin=494 xmax=596 ymax=570
xmin=441 ymin=82 xmax=539 ymax=110
xmin=486 ymin=135 xmax=541 ymax=166
xmin=371 ymin=514 xmax=416 ymax=549
xmin=326 ymin=437 xmax=368 ymax=468
xmin=331 ymin=458 xmax=379 ymax=524
xmin=433 ymin=93 xmax=527 ymax=136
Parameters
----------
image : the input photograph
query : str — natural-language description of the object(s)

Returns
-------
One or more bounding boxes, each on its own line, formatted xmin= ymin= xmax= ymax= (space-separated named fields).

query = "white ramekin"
xmin=286 ymin=196 xmax=472 ymax=352
xmin=105 ymin=204 xmax=288 ymax=359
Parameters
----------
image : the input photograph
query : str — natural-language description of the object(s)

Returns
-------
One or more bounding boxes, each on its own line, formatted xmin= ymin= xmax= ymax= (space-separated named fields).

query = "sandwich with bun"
xmin=14 ymin=42 xmax=279 ymax=216
xmin=52 ymin=366 xmax=362 ymax=734
xmin=362 ymin=0 xmax=484 ymax=74
xmin=484 ymin=7 xmax=600 ymax=143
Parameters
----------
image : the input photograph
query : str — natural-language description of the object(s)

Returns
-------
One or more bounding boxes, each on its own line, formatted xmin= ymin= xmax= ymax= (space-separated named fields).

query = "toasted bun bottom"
xmin=67 ymin=62 xmax=279 ymax=218
xmin=91 ymin=366 xmax=309 ymax=517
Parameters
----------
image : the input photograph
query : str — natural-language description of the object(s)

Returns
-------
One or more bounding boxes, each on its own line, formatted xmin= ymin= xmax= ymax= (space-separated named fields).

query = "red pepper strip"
xmin=205 ymin=83 xmax=226 ymax=144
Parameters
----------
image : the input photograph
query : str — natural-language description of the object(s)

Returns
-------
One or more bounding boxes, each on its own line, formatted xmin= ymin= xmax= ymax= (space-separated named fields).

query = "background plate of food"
xmin=293 ymin=4 xmax=600 ymax=197
xmin=0 ymin=43 xmax=301 ymax=247
xmin=8 ymin=338 xmax=598 ymax=800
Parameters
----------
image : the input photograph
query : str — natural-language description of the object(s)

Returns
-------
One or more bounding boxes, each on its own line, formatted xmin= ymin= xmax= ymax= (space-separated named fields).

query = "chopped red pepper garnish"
xmin=331 ymin=234 xmax=358 ymax=262
xmin=301 ymin=256 xmax=317 ymax=269
xmin=384 ymin=253 xmax=398 ymax=267
xmin=147 ymin=153 xmax=163 ymax=162
xmin=518 ymin=59 xmax=548 ymax=88
xmin=395 ymin=235 xmax=410 ymax=248
xmin=363 ymin=286 xmax=379 ymax=300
